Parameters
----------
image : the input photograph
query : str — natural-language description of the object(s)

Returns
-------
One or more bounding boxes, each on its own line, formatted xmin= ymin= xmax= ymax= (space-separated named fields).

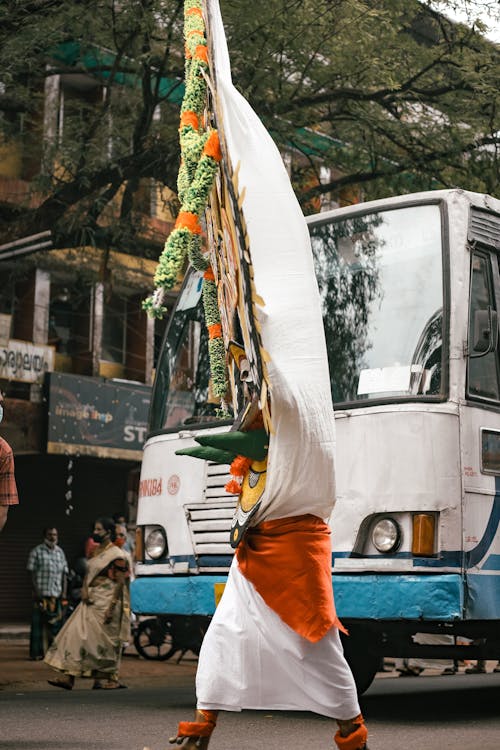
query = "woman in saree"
xmin=45 ymin=516 xmax=130 ymax=690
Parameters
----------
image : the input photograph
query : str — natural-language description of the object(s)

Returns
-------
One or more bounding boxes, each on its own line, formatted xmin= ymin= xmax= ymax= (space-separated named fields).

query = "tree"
xmin=0 ymin=0 xmax=498 ymax=259
xmin=220 ymin=0 xmax=500 ymax=205
xmin=0 ymin=0 xmax=185 ymax=256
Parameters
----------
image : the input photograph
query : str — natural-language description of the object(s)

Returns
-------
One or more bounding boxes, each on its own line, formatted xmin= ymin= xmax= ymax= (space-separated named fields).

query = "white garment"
xmin=206 ymin=0 xmax=336 ymax=524
xmin=198 ymin=3 xmax=355 ymax=722
xmin=196 ymin=559 xmax=360 ymax=720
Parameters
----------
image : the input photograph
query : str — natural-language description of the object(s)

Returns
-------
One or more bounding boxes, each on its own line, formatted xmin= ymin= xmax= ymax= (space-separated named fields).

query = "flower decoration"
xmin=224 ymin=455 xmax=253 ymax=496
xmin=143 ymin=0 xmax=228 ymax=398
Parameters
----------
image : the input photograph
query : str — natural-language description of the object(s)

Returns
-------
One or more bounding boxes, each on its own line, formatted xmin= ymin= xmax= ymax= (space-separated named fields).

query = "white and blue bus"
xmin=131 ymin=188 xmax=500 ymax=691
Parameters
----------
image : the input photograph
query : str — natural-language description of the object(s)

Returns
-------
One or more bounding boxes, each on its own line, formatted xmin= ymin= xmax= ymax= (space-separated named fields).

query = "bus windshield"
xmin=310 ymin=203 xmax=444 ymax=404
xmin=151 ymin=202 xmax=445 ymax=431
xmin=149 ymin=272 xmax=233 ymax=432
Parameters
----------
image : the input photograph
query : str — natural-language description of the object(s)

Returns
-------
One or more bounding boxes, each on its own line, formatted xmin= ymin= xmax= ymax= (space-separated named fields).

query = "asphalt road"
xmin=1 ymin=671 xmax=499 ymax=750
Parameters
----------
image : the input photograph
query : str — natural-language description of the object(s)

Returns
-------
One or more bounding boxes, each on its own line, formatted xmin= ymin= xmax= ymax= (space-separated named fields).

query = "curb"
xmin=0 ymin=630 xmax=29 ymax=641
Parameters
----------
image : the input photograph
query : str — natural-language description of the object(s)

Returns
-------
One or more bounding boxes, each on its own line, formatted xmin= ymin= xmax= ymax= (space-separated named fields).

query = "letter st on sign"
xmin=123 ymin=425 xmax=148 ymax=443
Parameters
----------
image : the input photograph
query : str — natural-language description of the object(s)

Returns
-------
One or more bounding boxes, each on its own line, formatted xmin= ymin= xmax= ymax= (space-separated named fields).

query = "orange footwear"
xmin=169 ymin=709 xmax=218 ymax=749
xmin=334 ymin=714 xmax=368 ymax=750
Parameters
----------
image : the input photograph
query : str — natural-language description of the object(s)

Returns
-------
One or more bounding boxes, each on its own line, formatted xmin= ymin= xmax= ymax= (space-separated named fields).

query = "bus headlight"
xmin=145 ymin=527 xmax=167 ymax=559
xmin=371 ymin=518 xmax=401 ymax=553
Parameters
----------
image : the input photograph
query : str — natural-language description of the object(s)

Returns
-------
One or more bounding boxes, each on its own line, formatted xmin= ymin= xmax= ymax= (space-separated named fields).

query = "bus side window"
xmin=467 ymin=253 xmax=500 ymax=401
xmin=481 ymin=429 xmax=500 ymax=473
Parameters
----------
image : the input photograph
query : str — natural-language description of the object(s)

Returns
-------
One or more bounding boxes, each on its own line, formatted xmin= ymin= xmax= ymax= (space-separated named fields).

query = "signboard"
xmin=46 ymin=372 xmax=151 ymax=460
xmin=0 ymin=339 xmax=54 ymax=383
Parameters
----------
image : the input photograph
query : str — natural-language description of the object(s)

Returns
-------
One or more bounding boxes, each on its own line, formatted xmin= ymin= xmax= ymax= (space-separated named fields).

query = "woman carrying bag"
xmin=45 ymin=517 xmax=130 ymax=690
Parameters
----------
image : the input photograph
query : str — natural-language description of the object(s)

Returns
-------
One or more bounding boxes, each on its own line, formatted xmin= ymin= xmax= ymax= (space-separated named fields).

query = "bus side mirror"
xmin=471 ymin=307 xmax=498 ymax=357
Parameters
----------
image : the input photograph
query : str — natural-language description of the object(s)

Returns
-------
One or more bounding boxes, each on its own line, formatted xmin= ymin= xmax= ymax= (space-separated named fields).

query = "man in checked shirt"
xmin=27 ymin=527 xmax=69 ymax=659
xmin=0 ymin=391 xmax=19 ymax=533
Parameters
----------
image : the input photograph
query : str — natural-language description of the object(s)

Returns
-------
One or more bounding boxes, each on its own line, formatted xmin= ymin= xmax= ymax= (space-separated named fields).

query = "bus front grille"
xmin=184 ymin=462 xmax=237 ymax=566
xmin=184 ymin=500 xmax=236 ymax=567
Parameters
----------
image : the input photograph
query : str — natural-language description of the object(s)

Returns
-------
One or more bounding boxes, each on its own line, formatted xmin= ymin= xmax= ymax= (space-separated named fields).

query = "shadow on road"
xmin=363 ymin=673 xmax=500 ymax=723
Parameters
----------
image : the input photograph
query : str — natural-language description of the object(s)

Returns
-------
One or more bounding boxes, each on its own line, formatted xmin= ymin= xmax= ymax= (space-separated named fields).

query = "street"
xmin=1 ymin=643 xmax=499 ymax=750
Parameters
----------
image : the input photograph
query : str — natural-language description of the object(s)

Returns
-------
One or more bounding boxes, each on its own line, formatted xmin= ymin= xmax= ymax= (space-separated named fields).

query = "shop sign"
xmin=46 ymin=372 xmax=151 ymax=460
xmin=0 ymin=339 xmax=54 ymax=383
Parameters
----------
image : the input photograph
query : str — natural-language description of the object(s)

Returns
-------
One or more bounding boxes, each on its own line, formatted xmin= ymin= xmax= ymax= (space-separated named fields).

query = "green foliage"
xmin=202 ymin=277 xmax=219 ymax=325
xmin=220 ymin=0 xmax=500 ymax=204
xmin=0 ymin=0 xmax=498 ymax=253
xmin=207 ymin=335 xmax=228 ymax=397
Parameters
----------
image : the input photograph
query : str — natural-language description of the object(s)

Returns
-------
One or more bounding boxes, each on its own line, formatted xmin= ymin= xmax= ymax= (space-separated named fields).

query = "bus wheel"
xmin=340 ymin=629 xmax=380 ymax=696
xmin=133 ymin=617 xmax=176 ymax=661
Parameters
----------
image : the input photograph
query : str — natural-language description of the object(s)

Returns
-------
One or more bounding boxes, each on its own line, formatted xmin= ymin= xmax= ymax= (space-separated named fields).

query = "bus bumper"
xmin=333 ymin=573 xmax=464 ymax=620
xmin=131 ymin=575 xmax=229 ymax=615
xmin=131 ymin=573 xmax=464 ymax=620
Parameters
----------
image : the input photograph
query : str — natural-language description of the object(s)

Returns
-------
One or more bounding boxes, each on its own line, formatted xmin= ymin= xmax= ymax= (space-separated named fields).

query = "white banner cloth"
xmin=206 ymin=0 xmax=336 ymax=523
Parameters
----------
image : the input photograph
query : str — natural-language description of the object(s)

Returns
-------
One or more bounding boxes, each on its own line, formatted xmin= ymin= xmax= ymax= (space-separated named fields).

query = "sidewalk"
xmin=1 ymin=626 xmax=495 ymax=693
xmin=0 ymin=622 xmax=30 ymax=640
xmin=0 ymin=627 xmax=199 ymax=692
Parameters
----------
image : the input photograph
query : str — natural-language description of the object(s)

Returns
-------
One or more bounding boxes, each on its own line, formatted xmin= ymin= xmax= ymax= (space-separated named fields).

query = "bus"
xmin=131 ymin=188 xmax=500 ymax=692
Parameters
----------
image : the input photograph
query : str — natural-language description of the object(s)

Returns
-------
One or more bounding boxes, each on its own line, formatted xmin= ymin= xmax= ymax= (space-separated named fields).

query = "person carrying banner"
xmin=144 ymin=2 xmax=370 ymax=748
xmin=169 ymin=429 xmax=368 ymax=750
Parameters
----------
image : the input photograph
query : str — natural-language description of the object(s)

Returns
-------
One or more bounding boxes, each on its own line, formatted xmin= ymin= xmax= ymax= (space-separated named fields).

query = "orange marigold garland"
xmin=225 ymin=455 xmax=252 ymax=495
xmin=143 ymin=0 xmax=220 ymax=316
xmin=143 ymin=0 xmax=228 ymax=400
xmin=231 ymin=455 xmax=253 ymax=477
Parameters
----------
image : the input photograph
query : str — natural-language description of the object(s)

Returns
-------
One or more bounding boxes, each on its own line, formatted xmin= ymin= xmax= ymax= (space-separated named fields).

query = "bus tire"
xmin=133 ymin=617 xmax=176 ymax=661
xmin=340 ymin=629 xmax=380 ymax=696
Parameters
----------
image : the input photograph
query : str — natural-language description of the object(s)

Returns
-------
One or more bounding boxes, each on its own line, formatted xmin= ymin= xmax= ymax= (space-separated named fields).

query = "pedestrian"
xmin=84 ymin=524 xmax=99 ymax=558
xmin=113 ymin=512 xmax=135 ymax=557
xmin=27 ymin=527 xmax=69 ymax=660
xmin=45 ymin=516 xmax=131 ymax=690
xmin=466 ymin=659 xmax=487 ymax=673
xmin=114 ymin=522 xmax=134 ymax=582
xmin=114 ymin=523 xmax=133 ymax=566
xmin=0 ymin=391 xmax=19 ymax=532
xmin=114 ymin=521 xmax=135 ymax=651
xmin=172 ymin=512 xmax=368 ymax=750
xmin=396 ymin=634 xmax=457 ymax=676
xmin=146 ymin=1 xmax=369 ymax=746
xmin=466 ymin=659 xmax=500 ymax=674
xmin=66 ymin=546 xmax=89 ymax=612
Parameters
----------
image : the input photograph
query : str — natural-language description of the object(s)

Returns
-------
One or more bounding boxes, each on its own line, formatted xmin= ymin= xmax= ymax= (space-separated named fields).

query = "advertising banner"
xmin=46 ymin=372 xmax=151 ymax=460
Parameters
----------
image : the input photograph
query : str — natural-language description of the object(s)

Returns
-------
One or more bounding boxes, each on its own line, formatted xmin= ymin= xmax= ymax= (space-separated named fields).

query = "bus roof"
xmin=307 ymin=189 xmax=500 ymax=227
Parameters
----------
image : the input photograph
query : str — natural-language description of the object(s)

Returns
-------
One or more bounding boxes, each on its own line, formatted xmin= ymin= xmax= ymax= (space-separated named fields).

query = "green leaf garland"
xmin=144 ymin=0 xmax=228 ymax=399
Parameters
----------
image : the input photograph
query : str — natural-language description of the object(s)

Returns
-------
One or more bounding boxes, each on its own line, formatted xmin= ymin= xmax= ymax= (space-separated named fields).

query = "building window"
xmin=49 ymin=285 xmax=73 ymax=354
xmin=102 ymin=293 xmax=127 ymax=364
xmin=48 ymin=281 xmax=92 ymax=358
xmin=0 ymin=271 xmax=15 ymax=316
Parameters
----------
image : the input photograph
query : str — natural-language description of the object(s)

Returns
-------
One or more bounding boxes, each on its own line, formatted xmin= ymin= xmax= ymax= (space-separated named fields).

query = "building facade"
xmin=0 ymin=40 xmax=342 ymax=622
xmin=0 ymin=64 xmax=175 ymax=622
